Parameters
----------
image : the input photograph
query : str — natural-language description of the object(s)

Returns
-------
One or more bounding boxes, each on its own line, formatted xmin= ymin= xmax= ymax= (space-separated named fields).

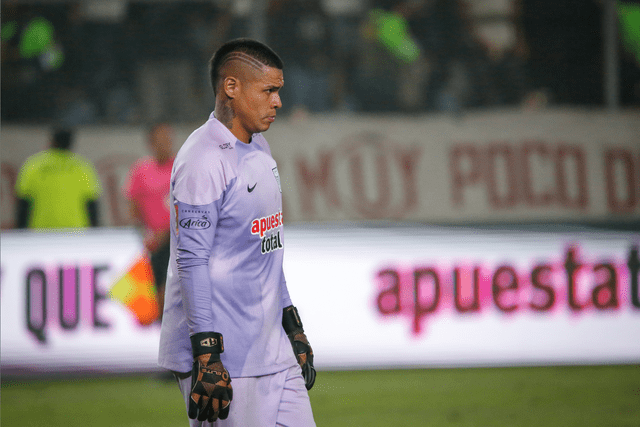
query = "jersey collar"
xmin=209 ymin=111 xmax=243 ymax=147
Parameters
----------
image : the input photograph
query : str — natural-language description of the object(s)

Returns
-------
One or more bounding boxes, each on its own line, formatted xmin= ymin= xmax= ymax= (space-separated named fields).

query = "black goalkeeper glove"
xmin=282 ymin=305 xmax=316 ymax=390
xmin=188 ymin=332 xmax=233 ymax=422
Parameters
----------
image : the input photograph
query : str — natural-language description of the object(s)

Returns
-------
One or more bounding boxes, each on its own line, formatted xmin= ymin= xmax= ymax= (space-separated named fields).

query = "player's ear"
xmin=222 ymin=76 xmax=239 ymax=99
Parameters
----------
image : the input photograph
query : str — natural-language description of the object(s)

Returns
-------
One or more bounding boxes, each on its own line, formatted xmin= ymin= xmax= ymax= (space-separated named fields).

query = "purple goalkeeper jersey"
xmin=158 ymin=113 xmax=297 ymax=377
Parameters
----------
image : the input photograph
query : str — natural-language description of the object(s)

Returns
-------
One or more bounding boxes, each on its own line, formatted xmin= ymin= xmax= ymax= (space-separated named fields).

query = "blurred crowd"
xmin=2 ymin=0 xmax=639 ymax=125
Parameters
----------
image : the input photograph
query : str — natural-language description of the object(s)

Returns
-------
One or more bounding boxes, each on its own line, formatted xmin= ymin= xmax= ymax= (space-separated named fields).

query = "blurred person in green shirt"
xmin=15 ymin=128 xmax=102 ymax=229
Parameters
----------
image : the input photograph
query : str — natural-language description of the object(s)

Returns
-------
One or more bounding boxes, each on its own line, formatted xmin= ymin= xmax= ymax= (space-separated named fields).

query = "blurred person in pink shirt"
xmin=123 ymin=122 xmax=175 ymax=320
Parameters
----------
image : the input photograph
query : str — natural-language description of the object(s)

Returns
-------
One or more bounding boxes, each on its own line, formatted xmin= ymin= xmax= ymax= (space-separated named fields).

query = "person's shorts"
xmin=174 ymin=363 xmax=315 ymax=427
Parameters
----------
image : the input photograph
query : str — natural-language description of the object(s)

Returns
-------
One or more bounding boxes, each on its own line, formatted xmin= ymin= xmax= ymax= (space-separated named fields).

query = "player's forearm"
xmin=175 ymin=199 xmax=220 ymax=335
xmin=177 ymin=261 xmax=216 ymax=334
xmin=157 ymin=228 xmax=171 ymax=245
xmin=128 ymin=201 xmax=145 ymax=229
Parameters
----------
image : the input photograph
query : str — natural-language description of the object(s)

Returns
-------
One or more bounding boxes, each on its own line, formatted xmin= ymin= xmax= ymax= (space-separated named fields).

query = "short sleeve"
xmin=173 ymin=151 xmax=231 ymax=206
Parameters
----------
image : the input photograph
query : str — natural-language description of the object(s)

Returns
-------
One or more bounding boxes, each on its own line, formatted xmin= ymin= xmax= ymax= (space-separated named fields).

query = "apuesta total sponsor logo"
xmin=251 ymin=211 xmax=284 ymax=254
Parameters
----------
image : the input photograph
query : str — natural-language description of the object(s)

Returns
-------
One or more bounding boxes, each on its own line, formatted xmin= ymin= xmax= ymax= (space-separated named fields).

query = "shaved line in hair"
xmin=219 ymin=52 xmax=267 ymax=74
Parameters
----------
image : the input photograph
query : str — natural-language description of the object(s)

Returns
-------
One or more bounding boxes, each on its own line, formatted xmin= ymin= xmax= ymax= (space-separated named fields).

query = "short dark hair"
xmin=209 ymin=38 xmax=283 ymax=97
xmin=52 ymin=128 xmax=73 ymax=150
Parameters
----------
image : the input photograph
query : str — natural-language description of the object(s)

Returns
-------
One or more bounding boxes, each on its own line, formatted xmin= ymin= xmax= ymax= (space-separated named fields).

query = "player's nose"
xmin=272 ymin=93 xmax=282 ymax=109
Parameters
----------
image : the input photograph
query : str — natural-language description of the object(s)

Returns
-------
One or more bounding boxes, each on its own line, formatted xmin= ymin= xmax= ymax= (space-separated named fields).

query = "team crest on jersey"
xmin=272 ymin=167 xmax=282 ymax=193
xmin=250 ymin=211 xmax=284 ymax=254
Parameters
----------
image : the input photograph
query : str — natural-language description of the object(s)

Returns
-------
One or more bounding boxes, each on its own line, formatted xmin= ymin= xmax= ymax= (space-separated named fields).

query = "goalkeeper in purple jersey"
xmin=158 ymin=38 xmax=316 ymax=427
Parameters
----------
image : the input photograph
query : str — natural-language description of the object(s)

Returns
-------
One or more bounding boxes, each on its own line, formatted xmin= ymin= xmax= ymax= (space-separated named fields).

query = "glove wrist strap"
xmin=282 ymin=305 xmax=304 ymax=335
xmin=191 ymin=331 xmax=224 ymax=358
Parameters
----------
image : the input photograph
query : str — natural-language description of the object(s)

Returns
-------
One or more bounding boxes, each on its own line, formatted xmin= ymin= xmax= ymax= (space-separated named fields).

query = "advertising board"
xmin=2 ymin=226 xmax=638 ymax=374
xmin=2 ymin=109 xmax=638 ymax=228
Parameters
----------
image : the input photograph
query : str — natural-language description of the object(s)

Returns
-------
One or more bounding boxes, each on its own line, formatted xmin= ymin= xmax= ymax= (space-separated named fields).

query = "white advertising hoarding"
xmin=0 ymin=228 xmax=161 ymax=374
xmin=286 ymin=225 xmax=640 ymax=368
xmin=1 ymin=226 xmax=639 ymax=375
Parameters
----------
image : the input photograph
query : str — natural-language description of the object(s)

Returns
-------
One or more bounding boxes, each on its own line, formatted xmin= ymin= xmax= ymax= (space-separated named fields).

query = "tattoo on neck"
xmin=217 ymin=102 xmax=235 ymax=129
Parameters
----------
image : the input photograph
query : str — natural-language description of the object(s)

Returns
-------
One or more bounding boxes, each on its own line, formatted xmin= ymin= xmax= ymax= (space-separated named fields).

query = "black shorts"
xmin=150 ymin=240 xmax=170 ymax=291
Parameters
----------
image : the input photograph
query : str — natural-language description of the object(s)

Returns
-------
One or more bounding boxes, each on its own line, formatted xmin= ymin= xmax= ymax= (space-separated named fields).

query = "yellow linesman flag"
xmin=109 ymin=255 xmax=159 ymax=326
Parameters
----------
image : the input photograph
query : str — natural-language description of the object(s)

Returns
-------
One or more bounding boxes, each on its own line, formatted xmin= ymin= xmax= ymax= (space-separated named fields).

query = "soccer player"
xmin=15 ymin=128 xmax=101 ymax=229
xmin=123 ymin=122 xmax=175 ymax=320
xmin=158 ymin=38 xmax=316 ymax=427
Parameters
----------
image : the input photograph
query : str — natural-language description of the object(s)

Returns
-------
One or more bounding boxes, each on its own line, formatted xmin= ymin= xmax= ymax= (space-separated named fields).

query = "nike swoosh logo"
xmin=247 ymin=183 xmax=257 ymax=193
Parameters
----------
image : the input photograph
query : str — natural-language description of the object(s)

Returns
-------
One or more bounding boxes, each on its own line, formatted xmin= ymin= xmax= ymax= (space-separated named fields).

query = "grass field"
xmin=2 ymin=365 xmax=639 ymax=426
